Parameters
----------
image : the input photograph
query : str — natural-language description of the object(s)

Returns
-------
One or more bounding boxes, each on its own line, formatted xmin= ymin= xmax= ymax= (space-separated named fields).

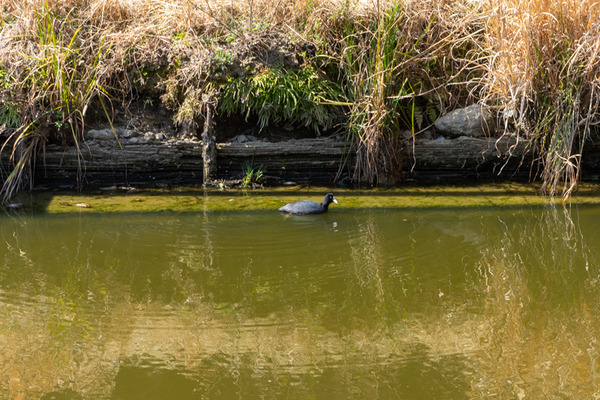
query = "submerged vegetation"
xmin=1 ymin=0 xmax=600 ymax=200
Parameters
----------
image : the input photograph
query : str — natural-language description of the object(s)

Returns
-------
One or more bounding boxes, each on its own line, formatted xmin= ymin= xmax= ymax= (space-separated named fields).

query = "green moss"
xmin=5 ymin=183 xmax=600 ymax=214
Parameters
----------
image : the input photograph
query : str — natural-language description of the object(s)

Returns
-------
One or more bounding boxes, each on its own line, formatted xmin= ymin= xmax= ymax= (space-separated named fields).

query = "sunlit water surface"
xmin=1 ymin=203 xmax=600 ymax=399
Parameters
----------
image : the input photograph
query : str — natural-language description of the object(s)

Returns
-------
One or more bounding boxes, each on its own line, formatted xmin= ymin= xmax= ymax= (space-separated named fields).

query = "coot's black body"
xmin=278 ymin=193 xmax=338 ymax=215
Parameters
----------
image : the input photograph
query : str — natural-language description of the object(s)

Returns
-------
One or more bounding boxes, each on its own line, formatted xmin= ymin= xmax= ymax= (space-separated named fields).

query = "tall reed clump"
xmin=0 ymin=0 xmax=110 ymax=200
xmin=338 ymin=2 xmax=404 ymax=184
xmin=333 ymin=0 xmax=484 ymax=184
xmin=483 ymin=0 xmax=600 ymax=199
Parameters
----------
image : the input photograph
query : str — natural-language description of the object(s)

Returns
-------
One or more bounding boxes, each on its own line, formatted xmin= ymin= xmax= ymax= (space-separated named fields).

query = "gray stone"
xmin=420 ymin=130 xmax=434 ymax=140
xmin=87 ymin=127 xmax=138 ymax=140
xmin=234 ymin=134 xmax=247 ymax=143
xmin=120 ymin=129 xmax=135 ymax=138
xmin=232 ymin=134 xmax=259 ymax=143
xmin=87 ymin=128 xmax=115 ymax=140
xmin=434 ymin=104 xmax=495 ymax=138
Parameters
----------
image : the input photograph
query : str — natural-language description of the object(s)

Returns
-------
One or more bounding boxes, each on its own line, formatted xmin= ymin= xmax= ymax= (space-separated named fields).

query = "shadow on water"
xmin=1 ymin=201 xmax=600 ymax=398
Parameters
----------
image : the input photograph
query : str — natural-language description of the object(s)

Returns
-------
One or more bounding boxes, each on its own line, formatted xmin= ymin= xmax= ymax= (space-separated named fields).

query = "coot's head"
xmin=323 ymin=193 xmax=338 ymax=207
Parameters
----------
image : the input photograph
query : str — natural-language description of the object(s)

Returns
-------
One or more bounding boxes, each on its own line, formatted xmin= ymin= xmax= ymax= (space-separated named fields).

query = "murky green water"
xmin=1 ymin=196 xmax=600 ymax=399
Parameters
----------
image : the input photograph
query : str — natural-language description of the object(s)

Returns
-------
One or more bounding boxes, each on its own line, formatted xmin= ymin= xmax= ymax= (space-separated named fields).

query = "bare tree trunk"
xmin=202 ymin=104 xmax=217 ymax=183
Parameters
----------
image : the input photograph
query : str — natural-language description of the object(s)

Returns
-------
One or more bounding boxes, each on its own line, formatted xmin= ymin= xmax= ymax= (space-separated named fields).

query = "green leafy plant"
xmin=241 ymin=164 xmax=266 ymax=188
xmin=173 ymin=31 xmax=186 ymax=41
xmin=220 ymin=66 xmax=344 ymax=134
xmin=211 ymin=48 xmax=233 ymax=72
xmin=0 ymin=102 xmax=20 ymax=129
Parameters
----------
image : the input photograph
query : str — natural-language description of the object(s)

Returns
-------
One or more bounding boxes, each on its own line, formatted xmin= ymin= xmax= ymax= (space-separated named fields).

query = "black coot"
xmin=278 ymin=193 xmax=338 ymax=215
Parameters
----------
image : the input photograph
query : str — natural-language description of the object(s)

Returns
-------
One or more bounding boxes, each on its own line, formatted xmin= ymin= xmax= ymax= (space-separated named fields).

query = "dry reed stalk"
xmin=483 ymin=0 xmax=600 ymax=199
xmin=340 ymin=0 xmax=484 ymax=184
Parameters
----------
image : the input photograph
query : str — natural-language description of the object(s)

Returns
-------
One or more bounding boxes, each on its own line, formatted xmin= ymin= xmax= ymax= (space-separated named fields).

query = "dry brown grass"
xmin=483 ymin=0 xmax=600 ymax=198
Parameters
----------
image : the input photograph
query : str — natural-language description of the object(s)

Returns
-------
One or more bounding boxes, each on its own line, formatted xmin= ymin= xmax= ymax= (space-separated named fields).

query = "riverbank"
xmin=2 ymin=0 xmax=599 ymax=200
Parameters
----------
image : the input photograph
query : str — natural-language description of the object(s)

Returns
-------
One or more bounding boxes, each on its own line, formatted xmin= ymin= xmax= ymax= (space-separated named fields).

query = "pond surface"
xmin=1 ymin=193 xmax=600 ymax=399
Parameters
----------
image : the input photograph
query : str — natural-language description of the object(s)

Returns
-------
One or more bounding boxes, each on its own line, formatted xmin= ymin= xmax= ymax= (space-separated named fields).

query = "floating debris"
xmin=6 ymin=203 xmax=22 ymax=209
xmin=75 ymin=203 xmax=91 ymax=208
xmin=99 ymin=186 xmax=117 ymax=191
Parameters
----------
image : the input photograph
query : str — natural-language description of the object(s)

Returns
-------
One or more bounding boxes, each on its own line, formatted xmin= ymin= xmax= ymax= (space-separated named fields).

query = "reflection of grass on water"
xmin=464 ymin=205 xmax=600 ymax=397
